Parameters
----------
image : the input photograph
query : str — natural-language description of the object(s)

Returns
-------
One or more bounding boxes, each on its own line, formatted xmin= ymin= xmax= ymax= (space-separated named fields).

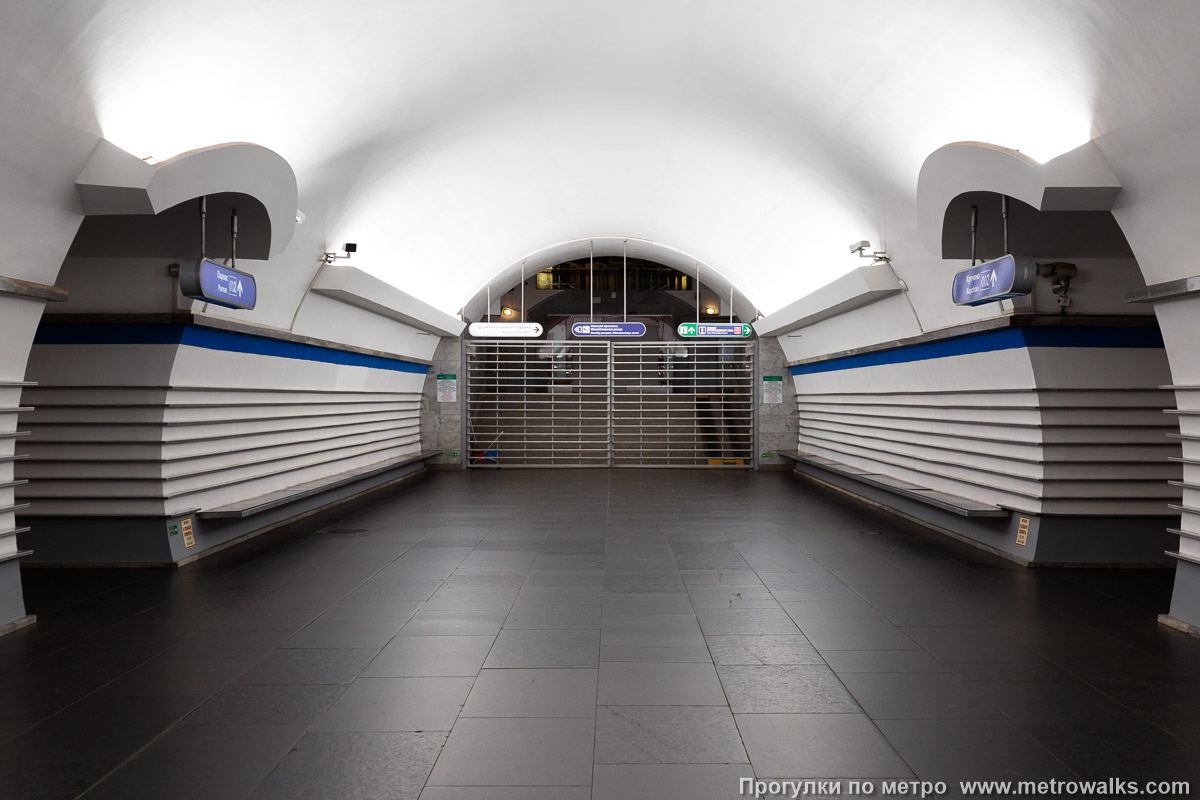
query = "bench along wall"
xmin=786 ymin=320 xmax=1179 ymax=564
xmin=16 ymin=315 xmax=434 ymax=565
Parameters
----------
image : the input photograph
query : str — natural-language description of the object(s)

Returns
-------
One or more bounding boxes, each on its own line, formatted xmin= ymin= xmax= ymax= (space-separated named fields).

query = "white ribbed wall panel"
xmin=0 ymin=296 xmax=45 ymax=569
xmin=793 ymin=344 xmax=1180 ymax=516
xmin=1168 ymin=385 xmax=1200 ymax=563
xmin=0 ymin=383 xmax=30 ymax=562
xmin=16 ymin=340 xmax=428 ymax=517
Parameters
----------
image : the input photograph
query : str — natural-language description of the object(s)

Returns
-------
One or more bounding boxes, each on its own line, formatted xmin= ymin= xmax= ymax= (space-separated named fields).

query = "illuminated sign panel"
xmin=951 ymin=255 xmax=1035 ymax=306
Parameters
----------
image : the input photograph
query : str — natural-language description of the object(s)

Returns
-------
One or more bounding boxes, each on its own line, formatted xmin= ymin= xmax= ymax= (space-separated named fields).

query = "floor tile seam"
xmin=794 ymin=580 xmax=1039 ymax=730
xmin=862 ymin=580 xmax=1198 ymax=742
xmin=592 ymin=515 xmax=609 ymax=798
xmin=64 ymin=667 xmax=305 ymax=799
xmin=0 ymin=629 xmax=236 ymax=754
xmin=690 ymin=564 xmax=755 ymax=768
xmin=745 ymin=558 xmax=923 ymax=780
xmin=960 ymin=640 xmax=1200 ymax=748
xmin=5 ymin=594 xmax=185 ymax=673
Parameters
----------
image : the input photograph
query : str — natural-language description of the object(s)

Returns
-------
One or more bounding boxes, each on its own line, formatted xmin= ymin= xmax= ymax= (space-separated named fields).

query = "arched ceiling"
xmin=13 ymin=0 xmax=1181 ymax=316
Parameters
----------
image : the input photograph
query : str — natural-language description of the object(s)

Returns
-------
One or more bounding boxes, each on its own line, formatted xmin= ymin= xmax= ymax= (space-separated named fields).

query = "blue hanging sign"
xmin=179 ymin=259 xmax=258 ymax=310
xmin=951 ymin=254 xmax=1035 ymax=307
xmin=677 ymin=322 xmax=753 ymax=338
xmin=571 ymin=322 xmax=646 ymax=337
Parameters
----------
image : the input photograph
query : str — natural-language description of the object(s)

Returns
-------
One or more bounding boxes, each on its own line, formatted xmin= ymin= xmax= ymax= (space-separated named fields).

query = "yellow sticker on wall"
xmin=181 ymin=517 xmax=196 ymax=549
xmin=1015 ymin=516 xmax=1030 ymax=547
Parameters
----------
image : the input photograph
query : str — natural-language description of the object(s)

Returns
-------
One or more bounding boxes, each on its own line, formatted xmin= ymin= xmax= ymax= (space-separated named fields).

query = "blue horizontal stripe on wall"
xmin=791 ymin=326 xmax=1165 ymax=376
xmin=33 ymin=324 xmax=430 ymax=375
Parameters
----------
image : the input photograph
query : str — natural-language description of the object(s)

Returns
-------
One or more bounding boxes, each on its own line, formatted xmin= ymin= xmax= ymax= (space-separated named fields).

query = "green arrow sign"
xmin=676 ymin=322 xmax=752 ymax=338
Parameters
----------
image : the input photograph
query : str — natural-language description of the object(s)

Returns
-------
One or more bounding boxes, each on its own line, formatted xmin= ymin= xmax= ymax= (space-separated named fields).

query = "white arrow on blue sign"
xmin=951 ymin=254 xmax=1035 ymax=306
xmin=571 ymin=322 xmax=646 ymax=337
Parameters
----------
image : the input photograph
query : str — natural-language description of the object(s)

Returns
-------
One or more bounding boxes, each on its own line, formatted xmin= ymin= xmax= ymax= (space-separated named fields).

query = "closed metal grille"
xmin=466 ymin=340 xmax=755 ymax=468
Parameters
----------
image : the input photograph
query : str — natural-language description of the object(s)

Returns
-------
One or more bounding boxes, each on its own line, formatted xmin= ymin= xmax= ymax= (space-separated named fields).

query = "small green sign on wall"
xmin=762 ymin=375 xmax=783 ymax=404
xmin=436 ymin=374 xmax=457 ymax=403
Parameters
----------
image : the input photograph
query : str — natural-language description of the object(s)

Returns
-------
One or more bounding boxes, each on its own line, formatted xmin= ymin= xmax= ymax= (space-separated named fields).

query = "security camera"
xmin=343 ymin=243 xmax=357 ymax=253
xmin=850 ymin=240 xmax=871 ymax=255
xmin=1036 ymin=261 xmax=1077 ymax=279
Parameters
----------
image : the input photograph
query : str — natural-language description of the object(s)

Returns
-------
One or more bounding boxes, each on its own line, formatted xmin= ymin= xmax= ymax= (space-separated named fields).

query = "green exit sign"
xmin=676 ymin=323 xmax=753 ymax=338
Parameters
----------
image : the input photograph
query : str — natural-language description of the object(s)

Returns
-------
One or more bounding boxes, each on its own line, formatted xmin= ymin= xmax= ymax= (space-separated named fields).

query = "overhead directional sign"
xmin=951 ymin=254 xmax=1035 ymax=306
xmin=571 ymin=322 xmax=646 ymax=337
xmin=179 ymin=259 xmax=257 ymax=310
xmin=467 ymin=322 xmax=544 ymax=337
xmin=677 ymin=322 xmax=753 ymax=338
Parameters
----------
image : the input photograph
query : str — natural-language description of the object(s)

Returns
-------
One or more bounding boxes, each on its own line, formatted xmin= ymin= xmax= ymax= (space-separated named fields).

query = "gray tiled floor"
xmin=5 ymin=469 xmax=1200 ymax=799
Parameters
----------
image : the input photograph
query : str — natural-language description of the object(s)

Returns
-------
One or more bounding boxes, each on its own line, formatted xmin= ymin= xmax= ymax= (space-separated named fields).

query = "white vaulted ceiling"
xmin=7 ymin=0 xmax=1195 ymax=315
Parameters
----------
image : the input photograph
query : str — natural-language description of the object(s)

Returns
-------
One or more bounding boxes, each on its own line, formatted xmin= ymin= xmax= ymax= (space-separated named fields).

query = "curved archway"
xmin=458 ymin=236 xmax=762 ymax=323
xmin=75 ymin=140 xmax=298 ymax=259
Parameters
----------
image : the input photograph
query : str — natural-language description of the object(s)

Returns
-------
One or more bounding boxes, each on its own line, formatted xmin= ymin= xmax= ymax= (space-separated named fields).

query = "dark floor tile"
xmin=1022 ymin=721 xmax=1200 ymax=784
xmin=944 ymin=660 xmax=1072 ymax=683
xmin=973 ymin=680 xmax=1148 ymax=726
xmin=312 ymin=677 xmax=473 ymax=732
xmin=602 ymin=575 xmax=686 ymax=594
xmin=737 ymin=713 xmax=912 ymax=778
xmin=105 ymin=724 xmax=309 ymax=785
xmin=823 ymin=650 xmax=949 ymax=674
xmin=362 ymin=635 xmax=494 ymax=677
xmin=460 ymin=669 xmax=597 ymax=717
xmin=199 ymin=607 xmax=324 ymax=632
xmin=426 ymin=717 xmax=595 ymax=787
xmin=319 ymin=599 xmax=422 ymax=622
xmin=902 ymin=626 xmax=1043 ymax=663
xmin=248 ymin=583 xmax=360 ymax=612
xmin=602 ymin=594 xmax=694 ymax=616
xmin=592 ymin=764 xmax=753 ymax=800
xmin=81 ymin=778 xmax=259 ymax=800
xmin=158 ymin=630 xmax=292 ymax=663
xmin=485 ymin=629 xmax=600 ymax=668
xmin=248 ymin=731 xmax=445 ymax=800
xmin=504 ymin=604 xmax=602 ymax=629
xmin=284 ymin=618 xmax=405 ymax=649
xmin=687 ymin=585 xmax=779 ymax=609
xmin=595 ymin=705 xmax=748 ymax=763
xmin=876 ymin=719 xmax=1074 ymax=784
xmin=440 ymin=572 xmax=528 ymax=588
xmin=876 ymin=604 xmax=985 ymax=627
xmin=235 ymin=648 xmax=379 ymax=685
xmin=184 ymin=684 xmax=346 ymax=726
xmin=839 ymin=672 xmax=1002 ymax=720
xmin=717 ymin=664 xmax=860 ymax=713
xmin=759 ymin=571 xmax=848 ymax=597
xmin=793 ymin=617 xmax=919 ymax=651
xmin=9 ymin=471 xmax=1200 ymax=799
xmin=421 ymin=787 xmax=591 ymax=799
xmin=423 ymin=587 xmax=520 ymax=611
xmin=598 ymin=662 xmax=725 ymax=705
xmin=781 ymin=596 xmax=882 ymax=619
xmin=696 ymin=608 xmax=799 ymax=635
xmin=344 ymin=580 xmax=444 ymax=602
xmin=706 ymin=634 xmax=823 ymax=665
xmin=399 ymin=608 xmax=508 ymax=636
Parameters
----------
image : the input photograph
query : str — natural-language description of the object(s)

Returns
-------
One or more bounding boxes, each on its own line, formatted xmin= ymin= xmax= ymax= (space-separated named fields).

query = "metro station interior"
xmin=3 ymin=2 xmax=1200 ymax=798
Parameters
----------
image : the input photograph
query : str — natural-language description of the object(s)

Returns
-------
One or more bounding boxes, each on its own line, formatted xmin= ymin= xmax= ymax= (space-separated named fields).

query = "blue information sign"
xmin=571 ymin=322 xmax=646 ymax=337
xmin=180 ymin=258 xmax=258 ymax=310
xmin=677 ymin=322 xmax=753 ymax=338
xmin=951 ymin=254 xmax=1035 ymax=307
